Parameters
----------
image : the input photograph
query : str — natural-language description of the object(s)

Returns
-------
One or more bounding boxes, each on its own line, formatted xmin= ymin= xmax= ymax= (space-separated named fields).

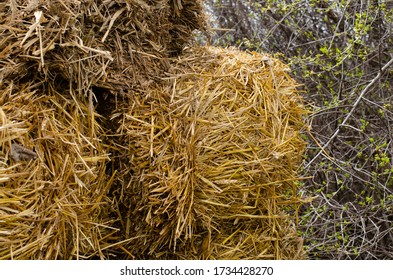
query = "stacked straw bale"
xmin=0 ymin=82 xmax=115 ymax=259
xmin=1 ymin=0 xmax=307 ymax=259
xmin=0 ymin=0 xmax=205 ymax=94
xmin=0 ymin=0 xmax=206 ymax=259
xmin=116 ymin=46 xmax=307 ymax=259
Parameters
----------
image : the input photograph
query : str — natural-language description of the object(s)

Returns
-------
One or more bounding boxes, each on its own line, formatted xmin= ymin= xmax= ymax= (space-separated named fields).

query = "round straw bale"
xmin=0 ymin=82 xmax=116 ymax=259
xmin=117 ymin=46 xmax=307 ymax=259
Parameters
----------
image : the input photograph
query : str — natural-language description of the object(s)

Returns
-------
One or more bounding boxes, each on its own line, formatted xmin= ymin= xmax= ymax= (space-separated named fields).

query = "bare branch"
xmin=305 ymin=56 xmax=393 ymax=169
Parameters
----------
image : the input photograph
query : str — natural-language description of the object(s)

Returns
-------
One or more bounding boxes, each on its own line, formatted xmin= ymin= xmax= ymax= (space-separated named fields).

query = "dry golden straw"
xmin=0 ymin=82 xmax=117 ymax=259
xmin=116 ymin=46 xmax=307 ymax=259
xmin=0 ymin=0 xmax=206 ymax=259
xmin=1 ymin=0 xmax=306 ymax=260
xmin=0 ymin=0 xmax=206 ymax=95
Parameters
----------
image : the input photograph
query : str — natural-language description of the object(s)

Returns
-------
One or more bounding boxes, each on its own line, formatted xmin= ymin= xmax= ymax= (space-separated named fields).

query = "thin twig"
xmin=305 ymin=56 xmax=393 ymax=169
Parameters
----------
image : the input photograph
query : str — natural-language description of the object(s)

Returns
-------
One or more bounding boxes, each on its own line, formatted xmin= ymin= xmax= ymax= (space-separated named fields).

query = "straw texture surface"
xmin=0 ymin=82 xmax=116 ymax=259
xmin=115 ymin=46 xmax=307 ymax=259
xmin=1 ymin=0 xmax=306 ymax=260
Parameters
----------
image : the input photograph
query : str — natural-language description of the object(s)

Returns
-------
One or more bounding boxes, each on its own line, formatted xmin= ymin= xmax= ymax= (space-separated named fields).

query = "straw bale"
xmin=0 ymin=81 xmax=117 ymax=259
xmin=0 ymin=0 xmax=206 ymax=260
xmin=116 ymin=46 xmax=307 ymax=259
xmin=0 ymin=0 xmax=205 ymax=95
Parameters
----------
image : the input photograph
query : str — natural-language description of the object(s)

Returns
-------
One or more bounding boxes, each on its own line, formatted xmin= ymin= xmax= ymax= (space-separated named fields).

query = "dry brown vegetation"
xmin=0 ymin=1 xmax=307 ymax=259
xmin=110 ymin=46 xmax=306 ymax=259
